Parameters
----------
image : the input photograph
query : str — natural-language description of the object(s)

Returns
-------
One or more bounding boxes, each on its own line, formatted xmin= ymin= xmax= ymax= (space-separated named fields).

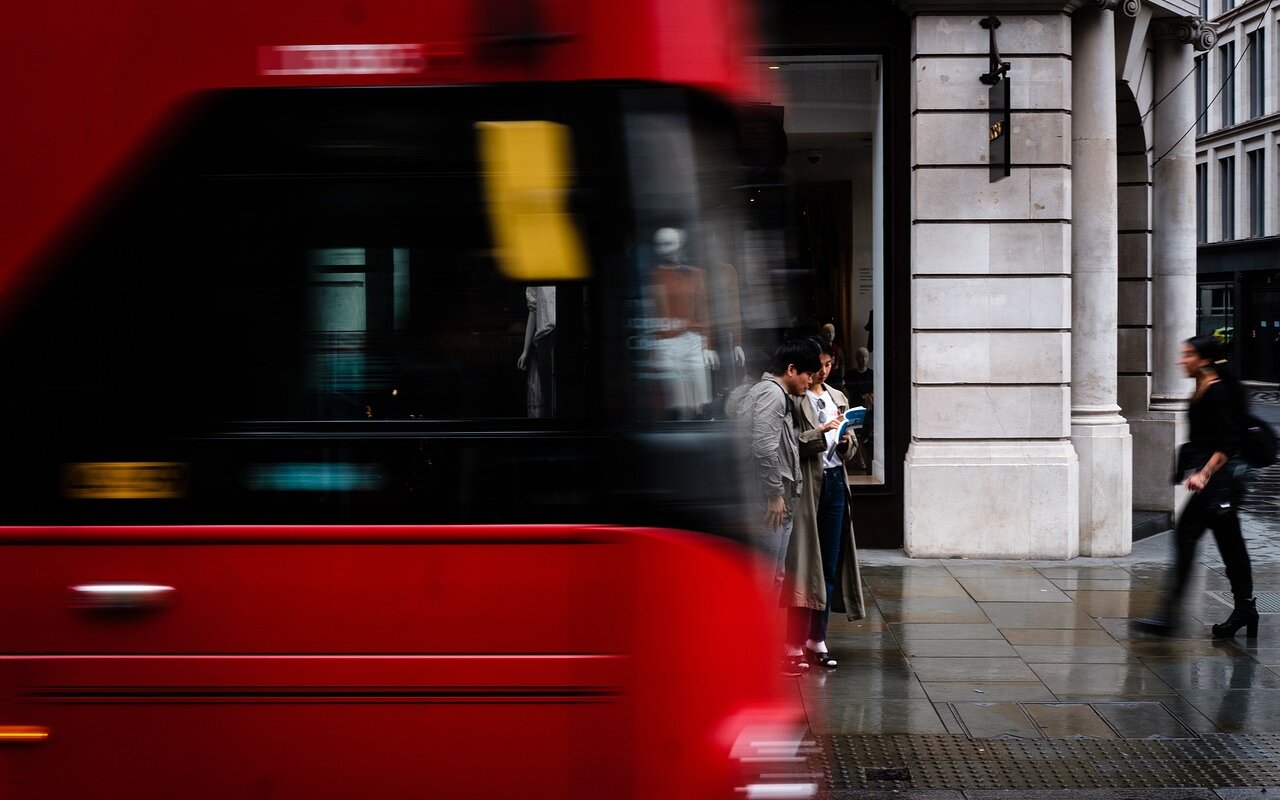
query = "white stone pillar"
xmin=1070 ymin=5 xmax=1132 ymax=556
xmin=1131 ymin=17 xmax=1214 ymax=514
xmin=905 ymin=12 xmax=1079 ymax=559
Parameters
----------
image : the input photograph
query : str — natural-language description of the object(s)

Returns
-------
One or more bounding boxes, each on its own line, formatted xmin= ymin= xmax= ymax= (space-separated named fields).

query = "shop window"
xmin=743 ymin=55 xmax=887 ymax=483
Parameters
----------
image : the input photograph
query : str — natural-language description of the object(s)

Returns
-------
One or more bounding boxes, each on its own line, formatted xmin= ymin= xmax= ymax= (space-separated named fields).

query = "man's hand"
xmin=765 ymin=495 xmax=787 ymax=529
xmin=1186 ymin=471 xmax=1208 ymax=493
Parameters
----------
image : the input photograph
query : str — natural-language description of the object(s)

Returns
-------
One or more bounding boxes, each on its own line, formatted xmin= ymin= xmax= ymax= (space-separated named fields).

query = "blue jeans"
xmin=759 ymin=498 xmax=795 ymax=601
xmin=812 ymin=466 xmax=847 ymax=642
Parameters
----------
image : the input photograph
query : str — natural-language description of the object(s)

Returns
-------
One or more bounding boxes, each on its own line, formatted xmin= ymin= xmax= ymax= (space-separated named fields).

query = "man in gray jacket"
xmin=745 ymin=338 xmax=823 ymax=602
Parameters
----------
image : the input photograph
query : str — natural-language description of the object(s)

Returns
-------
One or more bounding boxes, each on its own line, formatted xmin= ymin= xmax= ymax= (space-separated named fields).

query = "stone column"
xmin=1070 ymin=4 xmax=1132 ymax=556
xmin=1131 ymin=17 xmax=1215 ymax=514
xmin=905 ymin=11 xmax=1078 ymax=559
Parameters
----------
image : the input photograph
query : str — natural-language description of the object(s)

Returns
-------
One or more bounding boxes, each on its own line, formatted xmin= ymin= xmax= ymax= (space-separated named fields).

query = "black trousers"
xmin=1170 ymin=489 xmax=1253 ymax=606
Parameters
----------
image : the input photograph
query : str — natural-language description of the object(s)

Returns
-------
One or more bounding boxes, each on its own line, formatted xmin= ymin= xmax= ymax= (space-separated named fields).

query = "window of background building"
xmin=1249 ymin=149 xmax=1266 ymax=237
xmin=1197 ymin=284 xmax=1235 ymax=343
xmin=1220 ymin=156 xmax=1236 ymax=240
xmin=1249 ymin=29 xmax=1265 ymax=118
xmin=1223 ymin=0 xmax=1234 ymax=11
xmin=1220 ymin=42 xmax=1236 ymax=128
xmin=1196 ymin=55 xmax=1209 ymax=135
xmin=1197 ymin=162 xmax=1209 ymax=243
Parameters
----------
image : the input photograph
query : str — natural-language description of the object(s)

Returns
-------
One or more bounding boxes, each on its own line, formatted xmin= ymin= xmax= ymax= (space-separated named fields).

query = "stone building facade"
xmin=757 ymin=0 xmax=1210 ymax=558
xmin=903 ymin=0 xmax=1211 ymax=558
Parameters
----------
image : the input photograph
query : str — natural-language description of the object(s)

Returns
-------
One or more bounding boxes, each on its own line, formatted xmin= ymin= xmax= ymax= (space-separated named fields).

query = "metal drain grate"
xmin=1211 ymin=591 xmax=1280 ymax=613
xmin=816 ymin=734 xmax=1280 ymax=790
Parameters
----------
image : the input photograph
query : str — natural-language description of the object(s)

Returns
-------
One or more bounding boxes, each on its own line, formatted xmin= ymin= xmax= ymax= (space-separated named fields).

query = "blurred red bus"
xmin=0 ymin=1 xmax=808 ymax=798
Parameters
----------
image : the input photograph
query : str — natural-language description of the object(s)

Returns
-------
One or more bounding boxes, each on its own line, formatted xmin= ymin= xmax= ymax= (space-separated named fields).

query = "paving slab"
xmin=980 ymin=603 xmax=1101 ymax=630
xmin=804 ymin=698 xmax=950 ymax=735
xmin=1022 ymin=703 xmax=1117 ymax=739
xmin=1089 ymin=702 xmax=1197 ymax=739
xmin=800 ymin=666 xmax=928 ymax=699
xmin=903 ymin=639 xmax=1020 ymax=658
xmin=951 ymin=702 xmax=1042 ymax=739
xmin=1143 ymin=657 xmax=1280 ymax=690
xmin=910 ymin=657 xmax=1041 ymax=682
xmin=920 ymin=681 xmax=1058 ymax=703
xmin=879 ymin=596 xmax=992 ymax=624
xmin=956 ymin=577 xmax=1074 ymax=603
xmin=1000 ymin=629 xmax=1121 ymax=647
xmin=1046 ymin=578 xmax=1135 ymax=591
xmin=1012 ymin=645 xmax=1136 ymax=664
xmin=1028 ymin=662 xmax=1177 ymax=698
xmin=1065 ymin=590 xmax=1167 ymax=619
xmin=893 ymin=623 xmax=1007 ymax=640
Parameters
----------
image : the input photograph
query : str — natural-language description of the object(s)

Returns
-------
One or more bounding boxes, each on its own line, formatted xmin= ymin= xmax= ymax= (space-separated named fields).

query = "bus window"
xmin=0 ymin=84 xmax=752 ymax=531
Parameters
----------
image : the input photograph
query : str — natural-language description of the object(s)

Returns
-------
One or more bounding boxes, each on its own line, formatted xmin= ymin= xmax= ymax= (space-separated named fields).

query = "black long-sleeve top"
xmin=1187 ymin=381 xmax=1242 ymax=465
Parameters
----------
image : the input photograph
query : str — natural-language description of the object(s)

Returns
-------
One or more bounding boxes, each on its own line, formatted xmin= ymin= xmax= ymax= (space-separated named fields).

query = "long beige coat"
xmin=781 ymin=386 xmax=866 ymax=619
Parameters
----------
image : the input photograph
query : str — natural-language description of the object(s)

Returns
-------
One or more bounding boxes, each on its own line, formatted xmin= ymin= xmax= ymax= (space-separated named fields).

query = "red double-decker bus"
xmin=0 ymin=1 xmax=810 ymax=798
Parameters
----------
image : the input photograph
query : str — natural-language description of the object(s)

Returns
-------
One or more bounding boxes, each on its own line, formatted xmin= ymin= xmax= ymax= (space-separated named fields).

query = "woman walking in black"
xmin=1137 ymin=335 xmax=1258 ymax=639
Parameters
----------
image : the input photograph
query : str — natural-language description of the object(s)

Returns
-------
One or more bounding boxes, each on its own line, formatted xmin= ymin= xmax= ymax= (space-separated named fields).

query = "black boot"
xmin=1212 ymin=596 xmax=1259 ymax=639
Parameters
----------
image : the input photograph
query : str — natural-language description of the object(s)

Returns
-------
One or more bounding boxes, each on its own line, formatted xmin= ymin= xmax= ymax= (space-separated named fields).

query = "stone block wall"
xmin=905 ymin=12 xmax=1080 ymax=559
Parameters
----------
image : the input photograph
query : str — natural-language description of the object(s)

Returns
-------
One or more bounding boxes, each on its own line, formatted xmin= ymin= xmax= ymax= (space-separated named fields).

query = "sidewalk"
xmin=792 ymin=393 xmax=1280 ymax=796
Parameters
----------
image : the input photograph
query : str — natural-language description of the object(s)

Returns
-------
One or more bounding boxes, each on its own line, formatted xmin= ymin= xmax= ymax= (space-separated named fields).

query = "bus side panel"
xmin=0 ymin=542 xmax=623 ymax=654
xmin=0 ymin=527 xmax=642 ymax=800
xmin=626 ymin=529 xmax=796 ymax=800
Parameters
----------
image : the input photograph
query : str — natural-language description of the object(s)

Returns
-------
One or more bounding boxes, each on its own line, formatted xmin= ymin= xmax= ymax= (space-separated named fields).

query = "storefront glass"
xmin=742 ymin=56 xmax=887 ymax=482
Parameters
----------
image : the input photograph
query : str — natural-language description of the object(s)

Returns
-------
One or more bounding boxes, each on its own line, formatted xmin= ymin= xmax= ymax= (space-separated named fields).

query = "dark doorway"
xmin=1245 ymin=289 xmax=1280 ymax=382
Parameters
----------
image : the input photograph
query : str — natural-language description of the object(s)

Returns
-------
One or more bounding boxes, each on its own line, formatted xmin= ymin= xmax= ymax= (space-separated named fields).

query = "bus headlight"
xmin=720 ymin=710 xmax=818 ymax=800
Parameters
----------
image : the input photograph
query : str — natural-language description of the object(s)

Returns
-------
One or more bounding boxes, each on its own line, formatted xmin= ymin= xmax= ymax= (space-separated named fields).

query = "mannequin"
xmin=704 ymin=230 xmax=746 ymax=374
xmin=719 ymin=262 xmax=748 ymax=371
xmin=517 ymin=285 xmax=556 ymax=417
xmin=649 ymin=227 xmax=716 ymax=416
xmin=821 ymin=323 xmax=845 ymax=390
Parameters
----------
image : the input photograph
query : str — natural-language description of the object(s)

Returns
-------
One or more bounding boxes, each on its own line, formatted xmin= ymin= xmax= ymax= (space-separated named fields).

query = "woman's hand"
xmin=821 ymin=418 xmax=841 ymax=433
xmin=1187 ymin=452 xmax=1227 ymax=494
xmin=1186 ymin=471 xmax=1208 ymax=493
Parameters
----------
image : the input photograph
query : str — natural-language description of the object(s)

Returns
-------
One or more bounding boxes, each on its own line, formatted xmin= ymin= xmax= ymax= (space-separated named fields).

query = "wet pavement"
xmin=794 ymin=389 xmax=1280 ymax=796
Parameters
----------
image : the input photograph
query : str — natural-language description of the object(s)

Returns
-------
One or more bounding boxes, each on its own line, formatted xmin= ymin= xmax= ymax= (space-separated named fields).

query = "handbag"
xmin=1241 ymin=413 xmax=1278 ymax=469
